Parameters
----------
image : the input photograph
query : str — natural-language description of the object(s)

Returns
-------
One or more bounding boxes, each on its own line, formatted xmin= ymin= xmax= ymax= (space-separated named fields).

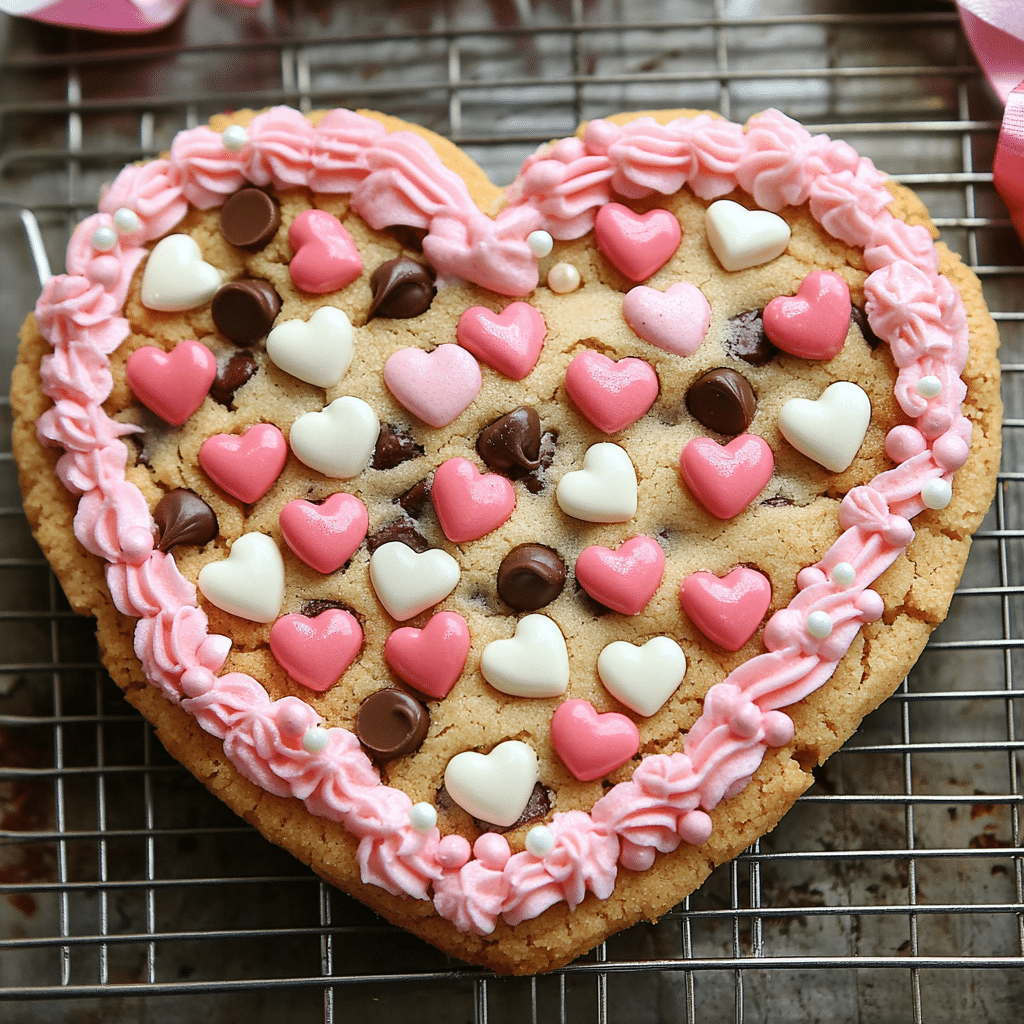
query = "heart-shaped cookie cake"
xmin=11 ymin=106 xmax=1002 ymax=975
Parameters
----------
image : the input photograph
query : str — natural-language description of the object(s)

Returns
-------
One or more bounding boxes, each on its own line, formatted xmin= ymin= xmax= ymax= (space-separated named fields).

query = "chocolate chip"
xmin=398 ymin=479 xmax=430 ymax=519
xmin=761 ymin=495 xmax=792 ymax=508
xmin=686 ymin=368 xmax=757 ymax=435
xmin=301 ymin=598 xmax=361 ymax=620
xmin=477 ymin=406 xmax=542 ymax=474
xmin=850 ymin=304 xmax=883 ymax=349
xmin=209 ymin=353 xmax=257 ymax=406
xmin=220 ymin=188 xmax=281 ymax=249
xmin=383 ymin=225 xmax=428 ymax=252
xmin=522 ymin=431 xmax=558 ymax=494
xmin=356 ymin=687 xmax=430 ymax=761
xmin=154 ymin=489 xmax=218 ymax=551
xmin=497 ymin=544 xmax=566 ymax=611
xmin=575 ymin=582 xmax=614 ymax=618
xmin=725 ymin=309 xmax=776 ymax=365
xmin=366 ymin=519 xmax=430 ymax=555
xmin=475 ymin=783 xmax=552 ymax=834
xmin=372 ymin=423 xmax=424 ymax=470
xmin=367 ymin=257 xmax=436 ymax=321
xmin=211 ymin=279 xmax=281 ymax=346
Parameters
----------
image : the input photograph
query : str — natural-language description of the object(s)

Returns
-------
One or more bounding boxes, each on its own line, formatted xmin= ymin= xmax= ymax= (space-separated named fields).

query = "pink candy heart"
xmin=269 ymin=608 xmax=363 ymax=692
xmin=679 ymin=434 xmax=775 ymax=519
xmin=678 ymin=567 xmax=772 ymax=651
xmin=383 ymin=344 xmax=482 ymax=428
xmin=564 ymin=351 xmax=659 ymax=434
xmin=432 ymin=457 xmax=516 ymax=543
xmin=279 ymin=492 xmax=369 ymax=574
xmin=384 ymin=610 xmax=471 ymax=700
xmin=456 ymin=302 xmax=546 ymax=380
xmin=550 ymin=698 xmax=640 ymax=782
xmin=622 ymin=282 xmax=711 ymax=357
xmin=125 ymin=340 xmax=216 ymax=426
xmin=288 ymin=209 xmax=363 ymax=294
xmin=594 ymin=202 xmax=681 ymax=282
xmin=199 ymin=423 xmax=288 ymax=503
xmin=574 ymin=536 xmax=666 ymax=615
xmin=763 ymin=270 xmax=852 ymax=361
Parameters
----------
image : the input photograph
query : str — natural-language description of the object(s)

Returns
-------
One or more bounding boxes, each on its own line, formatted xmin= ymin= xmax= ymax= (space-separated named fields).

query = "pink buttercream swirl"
xmin=34 ymin=108 xmax=975 ymax=931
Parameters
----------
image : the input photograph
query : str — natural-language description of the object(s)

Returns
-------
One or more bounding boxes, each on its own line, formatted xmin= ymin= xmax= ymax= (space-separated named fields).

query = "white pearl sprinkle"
xmin=525 ymin=824 xmax=555 ymax=858
xmin=916 ymin=375 xmax=942 ymax=399
xmin=409 ymin=802 xmax=438 ymax=833
xmin=806 ymin=610 xmax=834 ymax=640
xmin=302 ymin=725 xmax=330 ymax=754
xmin=831 ymin=562 xmax=856 ymax=588
xmin=91 ymin=226 xmax=117 ymax=252
xmin=527 ymin=230 xmax=554 ymax=258
xmin=222 ymin=124 xmax=248 ymax=152
xmin=921 ymin=477 xmax=953 ymax=510
xmin=113 ymin=207 xmax=140 ymax=234
xmin=547 ymin=262 xmax=580 ymax=294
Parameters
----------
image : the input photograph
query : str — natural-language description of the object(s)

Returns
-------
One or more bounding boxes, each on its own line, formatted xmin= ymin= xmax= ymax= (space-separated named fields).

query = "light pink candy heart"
xmin=288 ymin=209 xmax=363 ymax=294
xmin=269 ymin=608 xmax=363 ymax=692
xmin=279 ymin=492 xmax=369 ymax=574
xmin=384 ymin=610 xmax=471 ymax=700
xmin=763 ymin=270 xmax=852 ymax=361
xmin=384 ymin=344 xmax=482 ymax=428
xmin=679 ymin=434 xmax=775 ymax=520
xmin=574 ymin=536 xmax=666 ymax=615
xmin=199 ymin=423 xmax=288 ymax=504
xmin=622 ymin=282 xmax=711 ymax=357
xmin=678 ymin=567 xmax=772 ymax=651
xmin=456 ymin=302 xmax=546 ymax=380
xmin=125 ymin=340 xmax=216 ymax=426
xmin=432 ymin=457 xmax=516 ymax=543
xmin=550 ymin=698 xmax=640 ymax=782
xmin=564 ymin=350 xmax=659 ymax=434
xmin=594 ymin=202 xmax=681 ymax=282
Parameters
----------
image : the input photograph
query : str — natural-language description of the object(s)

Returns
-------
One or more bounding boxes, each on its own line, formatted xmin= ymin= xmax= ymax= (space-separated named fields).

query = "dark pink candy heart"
xmin=199 ymin=423 xmax=288 ymax=504
xmin=594 ymin=202 xmax=681 ymax=282
xmin=432 ymin=457 xmax=516 ymax=543
xmin=125 ymin=340 xmax=216 ymax=426
xmin=269 ymin=608 xmax=363 ymax=692
xmin=288 ymin=209 xmax=363 ymax=294
xmin=574 ymin=536 xmax=665 ymax=615
xmin=550 ymin=698 xmax=640 ymax=782
xmin=680 ymin=434 xmax=775 ymax=520
xmin=279 ymin=492 xmax=369 ymax=574
xmin=456 ymin=302 xmax=546 ymax=380
xmin=384 ymin=610 xmax=471 ymax=700
xmin=564 ymin=351 xmax=659 ymax=434
xmin=678 ymin=567 xmax=772 ymax=651
xmin=763 ymin=270 xmax=852 ymax=360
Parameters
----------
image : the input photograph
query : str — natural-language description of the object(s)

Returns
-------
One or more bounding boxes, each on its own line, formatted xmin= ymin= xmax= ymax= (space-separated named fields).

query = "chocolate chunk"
xmin=154 ymin=489 xmax=218 ymax=551
xmin=209 ymin=353 xmax=257 ymax=406
xmin=372 ymin=423 xmax=424 ymax=470
xmin=725 ymin=309 xmax=776 ymax=365
xmin=477 ymin=407 xmax=542 ymax=474
xmin=220 ymin=188 xmax=281 ymax=249
xmin=356 ymin=687 xmax=430 ymax=761
xmin=367 ymin=257 xmax=436 ymax=320
xmin=851 ymin=304 xmax=883 ymax=349
xmin=497 ymin=544 xmax=566 ymax=611
xmin=301 ymin=598 xmax=361 ymax=619
xmin=366 ymin=519 xmax=430 ymax=555
xmin=686 ymin=368 xmax=757 ymax=435
xmin=211 ymin=279 xmax=281 ymax=346
xmin=398 ymin=479 xmax=430 ymax=519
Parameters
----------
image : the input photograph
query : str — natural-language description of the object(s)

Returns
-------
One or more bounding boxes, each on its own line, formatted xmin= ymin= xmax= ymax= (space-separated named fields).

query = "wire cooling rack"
xmin=1 ymin=1 xmax=1023 ymax=1021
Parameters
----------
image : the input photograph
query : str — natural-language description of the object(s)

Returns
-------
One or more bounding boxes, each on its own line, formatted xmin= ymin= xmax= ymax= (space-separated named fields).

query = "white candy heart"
xmin=369 ymin=541 xmax=460 ymax=621
xmin=705 ymin=200 xmax=791 ymax=272
xmin=197 ymin=533 xmax=284 ymax=624
xmin=444 ymin=740 xmax=540 ymax=827
xmin=779 ymin=381 xmax=872 ymax=473
xmin=480 ymin=614 xmax=569 ymax=698
xmin=598 ymin=636 xmax=687 ymax=717
xmin=141 ymin=234 xmax=223 ymax=312
xmin=266 ymin=306 xmax=354 ymax=388
xmin=556 ymin=442 xmax=637 ymax=523
xmin=289 ymin=396 xmax=379 ymax=478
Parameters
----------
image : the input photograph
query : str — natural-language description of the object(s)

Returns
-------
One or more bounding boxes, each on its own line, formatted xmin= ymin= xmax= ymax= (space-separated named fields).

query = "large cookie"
xmin=10 ymin=106 xmax=1001 ymax=975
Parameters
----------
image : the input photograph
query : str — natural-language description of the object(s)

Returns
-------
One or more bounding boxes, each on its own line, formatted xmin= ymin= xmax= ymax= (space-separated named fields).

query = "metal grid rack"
xmin=1 ymin=1 xmax=1022 ymax=1020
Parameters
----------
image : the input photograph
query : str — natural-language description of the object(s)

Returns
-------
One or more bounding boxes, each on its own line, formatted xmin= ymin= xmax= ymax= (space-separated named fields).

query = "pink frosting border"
xmin=33 ymin=106 xmax=973 ymax=936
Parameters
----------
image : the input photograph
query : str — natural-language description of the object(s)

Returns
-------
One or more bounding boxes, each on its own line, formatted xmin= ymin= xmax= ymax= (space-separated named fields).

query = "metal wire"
xmin=1 ymin=2 xmax=1023 ymax=1021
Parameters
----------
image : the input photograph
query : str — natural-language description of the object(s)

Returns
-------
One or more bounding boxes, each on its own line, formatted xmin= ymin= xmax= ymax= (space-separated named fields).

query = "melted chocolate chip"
xmin=761 ymin=495 xmax=793 ymax=508
xmin=725 ymin=309 xmax=776 ymax=365
xmin=398 ymin=479 xmax=430 ymax=519
xmin=372 ymin=423 xmax=424 ymax=470
xmin=301 ymin=598 xmax=361 ymax=620
xmin=356 ymin=687 xmax=430 ymax=761
xmin=476 ymin=784 xmax=551 ymax=834
xmin=686 ymin=368 xmax=757 ymax=435
xmin=477 ymin=406 xmax=541 ymax=474
xmin=367 ymin=257 xmax=436 ymax=320
xmin=575 ymin=582 xmax=614 ymax=618
xmin=154 ymin=489 xmax=218 ymax=551
xmin=220 ymin=188 xmax=281 ymax=249
xmin=211 ymin=279 xmax=281 ymax=346
xmin=209 ymin=353 xmax=258 ymax=406
xmin=497 ymin=544 xmax=566 ymax=611
xmin=366 ymin=519 xmax=430 ymax=554
xmin=850 ymin=304 xmax=883 ymax=349
xmin=522 ymin=431 xmax=558 ymax=494
xmin=383 ymin=225 xmax=428 ymax=252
